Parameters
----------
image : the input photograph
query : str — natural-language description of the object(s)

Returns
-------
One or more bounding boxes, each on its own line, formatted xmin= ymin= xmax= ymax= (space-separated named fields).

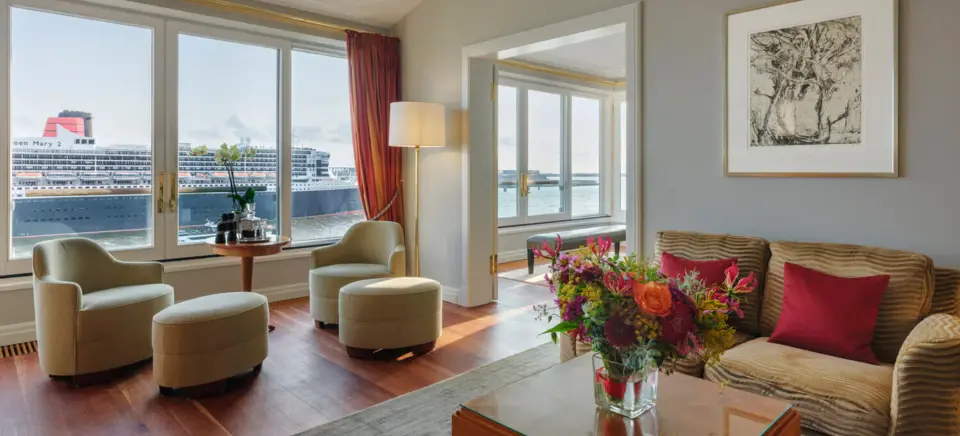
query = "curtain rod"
xmin=184 ymin=0 xmax=364 ymax=34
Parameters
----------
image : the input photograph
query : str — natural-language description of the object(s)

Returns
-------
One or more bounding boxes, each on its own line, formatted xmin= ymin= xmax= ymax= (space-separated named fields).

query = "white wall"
xmin=394 ymin=0 xmax=637 ymax=296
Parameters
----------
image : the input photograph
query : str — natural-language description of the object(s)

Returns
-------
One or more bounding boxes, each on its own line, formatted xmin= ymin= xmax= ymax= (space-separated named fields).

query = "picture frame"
xmin=724 ymin=0 xmax=899 ymax=177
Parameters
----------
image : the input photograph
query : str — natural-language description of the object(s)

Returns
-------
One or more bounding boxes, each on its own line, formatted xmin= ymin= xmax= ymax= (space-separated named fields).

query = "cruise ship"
xmin=11 ymin=111 xmax=362 ymax=239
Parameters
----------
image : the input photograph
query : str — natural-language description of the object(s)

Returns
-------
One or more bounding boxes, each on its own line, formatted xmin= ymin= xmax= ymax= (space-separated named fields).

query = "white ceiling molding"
xmin=256 ymin=0 xmax=423 ymax=27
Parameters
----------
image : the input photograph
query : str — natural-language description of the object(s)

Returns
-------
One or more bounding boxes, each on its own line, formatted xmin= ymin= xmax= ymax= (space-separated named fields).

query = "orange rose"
xmin=632 ymin=281 xmax=672 ymax=317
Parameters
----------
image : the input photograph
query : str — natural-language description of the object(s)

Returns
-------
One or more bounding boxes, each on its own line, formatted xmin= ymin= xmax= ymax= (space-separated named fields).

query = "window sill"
xmin=498 ymin=216 xmax=616 ymax=236
xmin=0 ymin=245 xmax=320 ymax=293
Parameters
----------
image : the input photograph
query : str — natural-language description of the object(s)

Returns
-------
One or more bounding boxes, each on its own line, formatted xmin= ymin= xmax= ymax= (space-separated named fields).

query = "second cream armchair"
xmin=309 ymin=221 xmax=405 ymax=328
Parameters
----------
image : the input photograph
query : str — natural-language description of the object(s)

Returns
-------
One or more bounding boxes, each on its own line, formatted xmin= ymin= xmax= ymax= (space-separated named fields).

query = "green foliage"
xmin=191 ymin=143 xmax=258 ymax=211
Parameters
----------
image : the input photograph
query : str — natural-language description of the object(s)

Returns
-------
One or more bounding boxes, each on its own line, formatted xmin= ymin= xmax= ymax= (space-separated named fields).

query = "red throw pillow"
xmin=659 ymin=252 xmax=737 ymax=286
xmin=769 ymin=262 xmax=890 ymax=364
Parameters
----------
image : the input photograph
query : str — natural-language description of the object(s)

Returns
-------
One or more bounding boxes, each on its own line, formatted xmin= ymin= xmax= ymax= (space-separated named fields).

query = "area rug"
xmin=296 ymin=341 xmax=559 ymax=436
xmin=497 ymin=264 xmax=550 ymax=287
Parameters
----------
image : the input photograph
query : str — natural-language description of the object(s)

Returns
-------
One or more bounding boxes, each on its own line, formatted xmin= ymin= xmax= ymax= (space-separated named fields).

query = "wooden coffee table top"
xmin=453 ymin=354 xmax=800 ymax=436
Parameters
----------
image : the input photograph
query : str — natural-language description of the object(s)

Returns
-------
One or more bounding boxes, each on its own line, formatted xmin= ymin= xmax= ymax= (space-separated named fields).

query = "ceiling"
xmin=256 ymin=0 xmax=424 ymax=28
xmin=512 ymin=31 xmax=627 ymax=81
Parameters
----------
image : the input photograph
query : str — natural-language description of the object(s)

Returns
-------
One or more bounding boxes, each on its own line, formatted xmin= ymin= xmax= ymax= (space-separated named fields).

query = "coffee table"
xmin=452 ymin=354 xmax=801 ymax=435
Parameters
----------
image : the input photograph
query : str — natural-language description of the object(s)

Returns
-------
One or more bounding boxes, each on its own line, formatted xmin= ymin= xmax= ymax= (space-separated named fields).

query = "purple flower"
xmin=563 ymin=296 xmax=587 ymax=321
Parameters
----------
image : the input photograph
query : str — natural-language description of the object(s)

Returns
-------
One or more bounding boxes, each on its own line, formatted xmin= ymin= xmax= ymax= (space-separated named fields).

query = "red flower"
xmin=660 ymin=286 xmax=696 ymax=349
xmin=734 ymin=272 xmax=757 ymax=293
xmin=723 ymin=263 xmax=739 ymax=288
xmin=604 ymin=315 xmax=637 ymax=348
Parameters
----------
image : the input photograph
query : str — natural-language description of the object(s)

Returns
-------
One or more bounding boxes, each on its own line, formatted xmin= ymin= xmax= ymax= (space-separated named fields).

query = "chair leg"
xmin=614 ymin=242 xmax=621 ymax=256
xmin=315 ymin=320 xmax=324 ymax=329
xmin=527 ymin=249 xmax=535 ymax=274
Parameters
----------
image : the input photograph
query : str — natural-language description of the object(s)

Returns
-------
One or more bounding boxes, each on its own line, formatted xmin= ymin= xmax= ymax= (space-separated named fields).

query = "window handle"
xmin=156 ymin=172 xmax=165 ymax=214
xmin=168 ymin=172 xmax=178 ymax=212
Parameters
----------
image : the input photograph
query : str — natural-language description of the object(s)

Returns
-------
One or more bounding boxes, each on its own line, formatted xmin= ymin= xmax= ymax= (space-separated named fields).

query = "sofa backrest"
xmin=654 ymin=231 xmax=769 ymax=336
xmin=933 ymin=268 xmax=960 ymax=317
xmin=762 ymin=241 xmax=934 ymax=364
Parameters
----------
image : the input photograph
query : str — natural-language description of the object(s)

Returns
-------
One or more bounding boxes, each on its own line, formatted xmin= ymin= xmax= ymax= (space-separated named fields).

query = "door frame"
xmin=460 ymin=2 xmax=642 ymax=307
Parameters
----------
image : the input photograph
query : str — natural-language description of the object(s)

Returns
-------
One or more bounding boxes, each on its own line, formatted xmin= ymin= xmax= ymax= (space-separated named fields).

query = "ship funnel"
xmin=58 ymin=110 xmax=93 ymax=137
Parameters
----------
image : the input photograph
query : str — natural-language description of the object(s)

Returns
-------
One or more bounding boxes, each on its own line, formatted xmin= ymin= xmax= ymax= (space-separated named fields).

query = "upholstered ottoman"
xmin=152 ymin=292 xmax=268 ymax=395
xmin=339 ymin=277 xmax=442 ymax=358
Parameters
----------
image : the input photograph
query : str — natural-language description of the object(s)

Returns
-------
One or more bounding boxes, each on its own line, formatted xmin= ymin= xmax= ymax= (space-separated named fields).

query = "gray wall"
xmin=642 ymin=0 xmax=960 ymax=267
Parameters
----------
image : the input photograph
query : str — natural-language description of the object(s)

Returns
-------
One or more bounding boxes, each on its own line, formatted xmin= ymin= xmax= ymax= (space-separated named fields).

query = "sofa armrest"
xmin=890 ymin=314 xmax=960 ymax=435
xmin=389 ymin=245 xmax=406 ymax=276
xmin=311 ymin=244 xmax=346 ymax=269
xmin=33 ymin=277 xmax=82 ymax=375
xmin=111 ymin=261 xmax=164 ymax=287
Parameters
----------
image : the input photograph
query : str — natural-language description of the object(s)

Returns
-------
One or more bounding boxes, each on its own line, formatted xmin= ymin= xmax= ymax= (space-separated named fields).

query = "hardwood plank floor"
xmin=0 ymin=279 xmax=553 ymax=436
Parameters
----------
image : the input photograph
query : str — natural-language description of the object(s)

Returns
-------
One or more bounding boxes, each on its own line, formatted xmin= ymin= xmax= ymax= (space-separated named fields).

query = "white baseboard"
xmin=258 ymin=282 xmax=309 ymax=302
xmin=0 ymin=321 xmax=36 ymax=347
xmin=498 ymin=249 xmax=529 ymax=263
xmin=442 ymin=286 xmax=461 ymax=304
xmin=0 ymin=283 xmax=309 ymax=347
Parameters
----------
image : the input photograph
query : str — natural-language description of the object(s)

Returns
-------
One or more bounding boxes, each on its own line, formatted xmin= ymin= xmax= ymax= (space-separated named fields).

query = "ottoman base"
xmin=344 ymin=340 xmax=437 ymax=360
xmin=315 ymin=320 xmax=337 ymax=330
xmin=159 ymin=363 xmax=262 ymax=398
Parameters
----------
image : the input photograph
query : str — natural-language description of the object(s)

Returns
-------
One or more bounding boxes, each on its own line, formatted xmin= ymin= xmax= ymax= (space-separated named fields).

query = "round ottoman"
xmin=152 ymin=292 xmax=268 ymax=395
xmin=339 ymin=277 xmax=442 ymax=359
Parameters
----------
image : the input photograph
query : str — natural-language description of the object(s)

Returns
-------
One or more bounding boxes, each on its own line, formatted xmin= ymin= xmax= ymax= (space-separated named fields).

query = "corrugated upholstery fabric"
xmin=309 ymin=221 xmax=405 ymax=324
xmin=933 ymin=267 xmax=960 ymax=316
xmin=889 ymin=313 xmax=960 ymax=435
xmin=705 ymin=338 xmax=893 ymax=436
xmin=32 ymin=237 xmax=173 ymax=376
xmin=654 ymin=231 xmax=769 ymax=335
xmin=761 ymin=241 xmax=934 ymax=364
xmin=153 ymin=292 xmax=268 ymax=389
xmin=338 ymin=278 xmax=442 ymax=350
xmin=672 ymin=331 xmax=755 ymax=377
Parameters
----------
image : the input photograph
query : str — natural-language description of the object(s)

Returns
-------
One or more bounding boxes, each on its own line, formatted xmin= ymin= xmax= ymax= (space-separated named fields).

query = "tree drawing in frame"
xmin=750 ymin=16 xmax=862 ymax=147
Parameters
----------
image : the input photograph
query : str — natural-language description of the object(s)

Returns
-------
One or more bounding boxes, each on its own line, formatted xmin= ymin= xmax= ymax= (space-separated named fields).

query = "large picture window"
xmin=9 ymin=7 xmax=156 ymax=259
xmin=0 ymin=0 xmax=359 ymax=274
xmin=497 ymin=76 xmax=613 ymax=227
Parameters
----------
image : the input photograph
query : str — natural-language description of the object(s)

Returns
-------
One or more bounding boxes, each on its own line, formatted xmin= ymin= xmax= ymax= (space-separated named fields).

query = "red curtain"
xmin=346 ymin=30 xmax=405 ymax=226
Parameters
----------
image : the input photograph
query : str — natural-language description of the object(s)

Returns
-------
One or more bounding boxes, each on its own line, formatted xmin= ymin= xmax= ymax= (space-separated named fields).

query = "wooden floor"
xmin=0 ymin=279 xmax=553 ymax=436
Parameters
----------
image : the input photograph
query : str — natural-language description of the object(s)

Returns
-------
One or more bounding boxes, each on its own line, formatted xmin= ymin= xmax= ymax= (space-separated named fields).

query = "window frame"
xmin=498 ymin=73 xmax=617 ymax=228
xmin=613 ymin=94 xmax=627 ymax=222
xmin=0 ymin=0 xmax=355 ymax=275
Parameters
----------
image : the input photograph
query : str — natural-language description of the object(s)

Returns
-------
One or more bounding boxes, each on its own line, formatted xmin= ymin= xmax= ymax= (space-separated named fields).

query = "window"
xmin=0 ymin=0 xmax=360 ymax=274
xmin=571 ymin=96 xmax=601 ymax=217
xmin=290 ymin=50 xmax=363 ymax=245
xmin=497 ymin=85 xmax=518 ymax=220
xmin=9 ymin=7 xmax=155 ymax=259
xmin=497 ymin=76 xmax=612 ymax=227
xmin=176 ymin=33 xmax=279 ymax=247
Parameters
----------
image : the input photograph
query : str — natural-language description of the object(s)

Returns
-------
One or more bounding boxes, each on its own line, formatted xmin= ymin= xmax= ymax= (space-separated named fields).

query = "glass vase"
xmin=592 ymin=354 xmax=658 ymax=418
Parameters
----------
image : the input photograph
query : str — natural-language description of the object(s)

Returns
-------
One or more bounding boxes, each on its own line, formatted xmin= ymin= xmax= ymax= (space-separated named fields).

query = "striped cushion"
xmin=705 ymin=338 xmax=893 ymax=436
xmin=654 ymin=231 xmax=768 ymax=335
xmin=671 ymin=330 xmax=755 ymax=377
xmin=890 ymin=314 xmax=960 ymax=435
xmin=933 ymin=268 xmax=960 ymax=316
xmin=761 ymin=242 xmax=934 ymax=364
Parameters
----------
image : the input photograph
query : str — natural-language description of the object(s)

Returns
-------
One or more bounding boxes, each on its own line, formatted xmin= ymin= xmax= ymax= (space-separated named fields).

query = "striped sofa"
xmin=560 ymin=231 xmax=960 ymax=436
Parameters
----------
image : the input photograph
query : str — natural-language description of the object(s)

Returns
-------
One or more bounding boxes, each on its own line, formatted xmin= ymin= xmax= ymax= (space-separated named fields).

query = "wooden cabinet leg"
xmin=241 ymin=256 xmax=253 ymax=292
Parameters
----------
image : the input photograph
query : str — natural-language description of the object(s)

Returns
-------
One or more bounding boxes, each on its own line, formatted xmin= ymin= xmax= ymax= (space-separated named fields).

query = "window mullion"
xmin=562 ymin=93 xmax=572 ymax=220
xmin=0 ymin=1 xmax=10 ymax=274
xmin=280 ymin=45 xmax=292 ymax=240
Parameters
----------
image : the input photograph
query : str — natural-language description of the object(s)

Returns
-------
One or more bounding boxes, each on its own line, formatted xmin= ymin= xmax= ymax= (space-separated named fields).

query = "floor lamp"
xmin=388 ymin=102 xmax=446 ymax=277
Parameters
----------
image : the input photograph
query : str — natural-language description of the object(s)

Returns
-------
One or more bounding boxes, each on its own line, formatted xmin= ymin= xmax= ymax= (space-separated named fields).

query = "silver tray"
xmin=238 ymin=237 xmax=271 ymax=244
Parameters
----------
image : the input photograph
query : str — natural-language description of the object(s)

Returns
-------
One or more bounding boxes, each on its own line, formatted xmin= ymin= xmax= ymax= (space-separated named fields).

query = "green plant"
xmin=191 ymin=143 xmax=257 ymax=212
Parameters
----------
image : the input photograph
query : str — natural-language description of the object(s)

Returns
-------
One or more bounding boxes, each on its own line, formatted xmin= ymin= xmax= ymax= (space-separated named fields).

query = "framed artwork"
xmin=724 ymin=0 xmax=899 ymax=177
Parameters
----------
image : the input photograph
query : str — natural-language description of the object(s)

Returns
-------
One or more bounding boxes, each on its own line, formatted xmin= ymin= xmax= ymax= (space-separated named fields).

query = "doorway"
xmin=460 ymin=4 xmax=641 ymax=306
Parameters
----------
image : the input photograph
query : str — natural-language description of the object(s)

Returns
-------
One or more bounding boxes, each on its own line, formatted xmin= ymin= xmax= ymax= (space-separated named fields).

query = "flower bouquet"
xmin=533 ymin=236 xmax=757 ymax=418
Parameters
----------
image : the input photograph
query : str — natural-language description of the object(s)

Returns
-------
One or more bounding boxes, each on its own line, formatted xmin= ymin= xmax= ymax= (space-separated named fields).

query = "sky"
xmin=497 ymin=85 xmax=602 ymax=175
xmin=10 ymin=7 xmax=356 ymax=168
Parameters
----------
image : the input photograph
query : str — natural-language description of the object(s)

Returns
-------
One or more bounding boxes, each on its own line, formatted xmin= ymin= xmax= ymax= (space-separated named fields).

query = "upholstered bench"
xmin=152 ymin=292 xmax=268 ymax=396
xmin=339 ymin=277 xmax=442 ymax=359
xmin=525 ymin=225 xmax=627 ymax=273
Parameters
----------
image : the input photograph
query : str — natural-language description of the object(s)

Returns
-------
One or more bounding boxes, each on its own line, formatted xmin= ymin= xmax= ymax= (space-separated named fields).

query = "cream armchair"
xmin=32 ymin=238 xmax=174 ymax=380
xmin=309 ymin=221 xmax=405 ymax=328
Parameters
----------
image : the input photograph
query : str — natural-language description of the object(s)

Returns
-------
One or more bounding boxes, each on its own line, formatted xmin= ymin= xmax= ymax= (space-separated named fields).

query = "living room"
xmin=0 ymin=0 xmax=957 ymax=435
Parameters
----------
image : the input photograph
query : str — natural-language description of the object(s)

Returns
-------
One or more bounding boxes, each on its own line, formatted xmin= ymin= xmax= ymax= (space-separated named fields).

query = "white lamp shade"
xmin=388 ymin=102 xmax=446 ymax=148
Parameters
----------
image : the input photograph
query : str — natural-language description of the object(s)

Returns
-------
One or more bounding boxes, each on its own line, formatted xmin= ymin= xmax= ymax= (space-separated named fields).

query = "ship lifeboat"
xmin=251 ymin=172 xmax=267 ymax=179
xmin=80 ymin=172 xmax=110 ymax=183
xmin=178 ymin=171 xmax=192 ymax=180
xmin=113 ymin=171 xmax=142 ymax=182
xmin=234 ymin=172 xmax=250 ymax=179
xmin=14 ymin=172 xmax=42 ymax=180
xmin=46 ymin=171 xmax=78 ymax=180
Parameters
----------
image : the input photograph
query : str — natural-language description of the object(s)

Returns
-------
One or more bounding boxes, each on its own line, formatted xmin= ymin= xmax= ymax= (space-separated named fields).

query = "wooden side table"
xmin=206 ymin=236 xmax=291 ymax=331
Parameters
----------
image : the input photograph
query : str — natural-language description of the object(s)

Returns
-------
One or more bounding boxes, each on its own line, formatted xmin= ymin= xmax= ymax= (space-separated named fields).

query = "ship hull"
xmin=11 ymin=188 xmax=363 ymax=237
